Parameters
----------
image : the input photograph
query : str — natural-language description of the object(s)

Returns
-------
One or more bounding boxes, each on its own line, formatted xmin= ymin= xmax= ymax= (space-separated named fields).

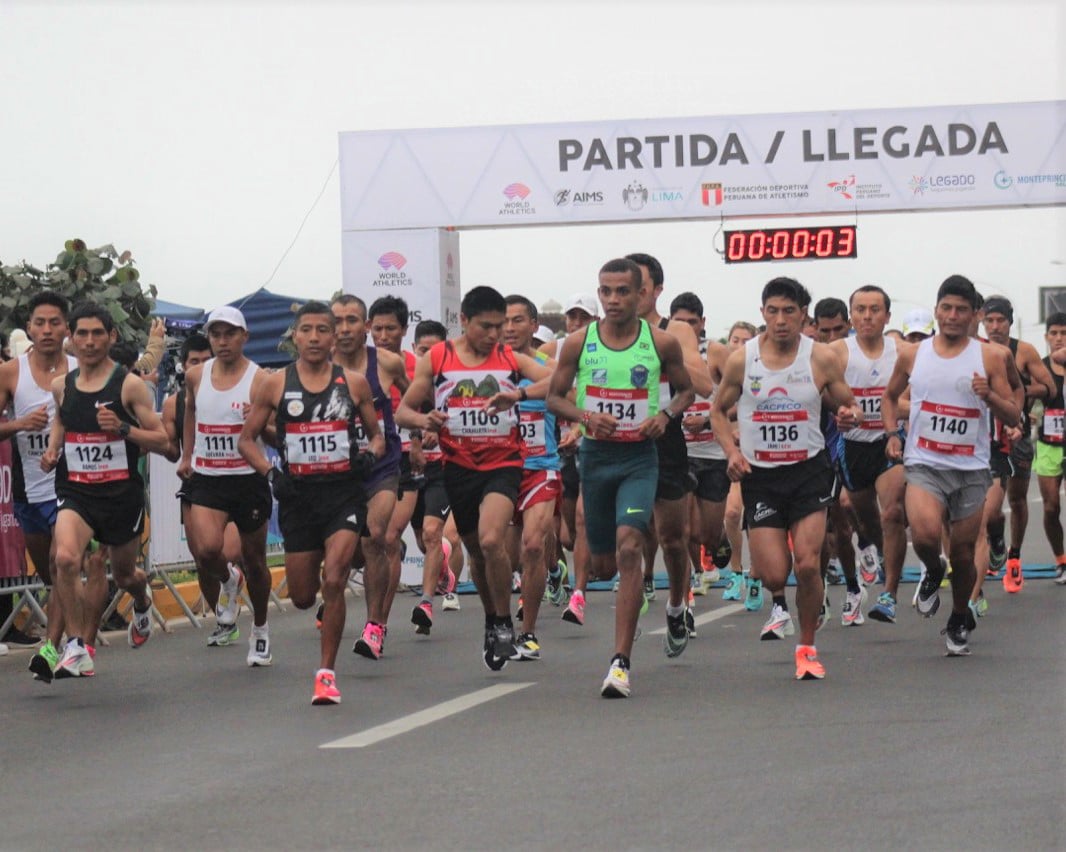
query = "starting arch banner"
xmin=339 ymin=100 xmax=1065 ymax=230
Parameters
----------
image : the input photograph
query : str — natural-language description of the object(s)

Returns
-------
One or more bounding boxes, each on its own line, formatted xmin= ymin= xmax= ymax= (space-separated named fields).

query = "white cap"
xmin=204 ymin=306 xmax=248 ymax=333
xmin=8 ymin=329 xmax=32 ymax=357
xmin=563 ymin=293 xmax=599 ymax=317
xmin=533 ymin=325 xmax=555 ymax=344
xmin=901 ymin=307 xmax=935 ymax=338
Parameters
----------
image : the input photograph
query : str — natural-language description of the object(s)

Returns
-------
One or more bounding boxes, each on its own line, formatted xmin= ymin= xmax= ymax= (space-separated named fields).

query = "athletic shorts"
xmin=990 ymin=450 xmax=1014 ymax=488
xmin=905 ymin=464 xmax=992 ymax=522
xmin=561 ymin=454 xmax=580 ymax=501
xmin=688 ymin=457 xmax=730 ymax=503
xmin=56 ymin=485 xmax=145 ymax=547
xmin=513 ymin=468 xmax=562 ymax=523
xmin=181 ymin=472 xmax=272 ymax=533
xmin=1034 ymin=440 xmax=1063 ymax=478
xmin=278 ymin=482 xmax=367 ymax=553
xmin=13 ymin=499 xmax=58 ymax=536
xmin=655 ymin=427 xmax=695 ymax=502
xmin=740 ymin=452 xmax=836 ymax=530
xmin=840 ymin=436 xmax=900 ymax=492
xmin=579 ymin=439 xmax=658 ymax=555
xmin=365 ymin=471 xmax=400 ymax=502
xmin=397 ymin=453 xmax=426 ymax=497
xmin=1009 ymin=435 xmax=1033 ymax=478
xmin=412 ymin=461 xmax=450 ymax=528
xmin=443 ymin=463 xmax=522 ymax=538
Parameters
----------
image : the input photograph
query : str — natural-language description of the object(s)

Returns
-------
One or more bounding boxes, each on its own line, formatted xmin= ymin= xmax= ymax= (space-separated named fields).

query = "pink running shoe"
xmin=562 ymin=590 xmax=585 ymax=626
xmin=353 ymin=622 xmax=384 ymax=660
xmin=412 ymin=601 xmax=433 ymax=635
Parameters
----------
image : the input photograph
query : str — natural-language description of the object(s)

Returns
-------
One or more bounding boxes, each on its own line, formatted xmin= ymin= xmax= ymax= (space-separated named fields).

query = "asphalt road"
xmin=1 ymin=554 xmax=1063 ymax=851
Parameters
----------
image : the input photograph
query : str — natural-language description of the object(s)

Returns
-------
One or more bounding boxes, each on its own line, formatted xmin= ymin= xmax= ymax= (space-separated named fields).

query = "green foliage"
xmin=0 ymin=239 xmax=157 ymax=346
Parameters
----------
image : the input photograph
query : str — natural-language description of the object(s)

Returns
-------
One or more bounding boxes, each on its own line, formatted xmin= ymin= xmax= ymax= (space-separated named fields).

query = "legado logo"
xmin=500 ymin=183 xmax=536 ymax=216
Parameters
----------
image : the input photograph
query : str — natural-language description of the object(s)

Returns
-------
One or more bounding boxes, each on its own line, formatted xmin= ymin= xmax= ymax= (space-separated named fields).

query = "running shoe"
xmin=639 ymin=592 xmax=649 ymax=617
xmin=353 ymin=622 xmax=384 ymax=660
xmin=612 ymin=576 xmax=620 ymax=592
xmin=511 ymin=571 xmax=522 ymax=593
xmin=974 ymin=593 xmax=989 ymax=617
xmin=54 ymin=638 xmax=95 ymax=678
xmin=685 ymin=606 xmax=697 ymax=637
xmin=760 ymin=604 xmax=795 ymax=640
xmin=841 ymin=587 xmax=867 ymax=626
xmin=29 ymin=640 xmax=59 ymax=684
xmin=712 ymin=539 xmax=733 ymax=570
xmin=3 ymin=627 xmax=40 ymax=647
xmin=664 ymin=611 xmax=689 ymax=658
xmin=1055 ymin=563 xmax=1066 ymax=585
xmin=207 ymin=622 xmax=240 ymax=647
xmin=600 ymin=656 xmax=631 ymax=698
xmin=128 ymin=595 xmax=153 ymax=649
xmin=987 ymin=535 xmax=1007 ymax=573
xmin=442 ymin=592 xmax=461 ymax=611
xmin=412 ymin=601 xmax=434 ymax=635
xmin=914 ymin=558 xmax=945 ymax=617
xmin=482 ymin=624 xmax=513 ymax=671
xmin=691 ymin=569 xmax=706 ymax=596
xmin=643 ymin=576 xmax=656 ymax=602
xmin=722 ymin=572 xmax=744 ymax=601
xmin=825 ymin=557 xmax=845 ymax=586
xmin=868 ymin=591 xmax=897 ymax=623
xmin=435 ymin=565 xmax=457 ymax=597
xmin=516 ymin=598 xmax=524 ymax=622
xmin=700 ymin=567 xmax=720 ymax=590
xmin=246 ymin=631 xmax=272 ymax=667
xmin=311 ymin=669 xmax=341 ymax=705
xmin=700 ymin=544 xmax=713 ymax=571
xmin=546 ymin=560 xmax=569 ymax=606
xmin=562 ymin=590 xmax=585 ymax=625
xmin=510 ymin=632 xmax=541 ymax=661
xmin=795 ymin=645 xmax=826 ymax=680
xmin=1002 ymin=557 xmax=1024 ymax=593
xmin=859 ymin=546 xmax=880 ymax=585
xmin=315 ymin=602 xmax=324 ymax=630
xmin=942 ymin=610 xmax=975 ymax=656
xmin=744 ymin=577 xmax=764 ymax=612
xmin=216 ymin=564 xmax=244 ymax=626
xmin=687 ymin=587 xmax=695 ymax=608
xmin=816 ymin=586 xmax=829 ymax=632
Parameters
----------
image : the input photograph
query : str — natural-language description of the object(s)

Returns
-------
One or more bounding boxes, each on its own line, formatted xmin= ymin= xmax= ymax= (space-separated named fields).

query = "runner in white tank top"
xmin=712 ymin=277 xmax=862 ymax=682
xmin=882 ymin=276 xmax=1020 ymax=657
xmin=179 ymin=308 xmax=275 ymax=664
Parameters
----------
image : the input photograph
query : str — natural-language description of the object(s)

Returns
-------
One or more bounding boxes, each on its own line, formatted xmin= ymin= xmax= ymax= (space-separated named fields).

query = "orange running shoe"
xmin=312 ymin=669 xmax=341 ymax=705
xmin=1002 ymin=557 xmax=1024 ymax=593
xmin=795 ymin=645 xmax=826 ymax=680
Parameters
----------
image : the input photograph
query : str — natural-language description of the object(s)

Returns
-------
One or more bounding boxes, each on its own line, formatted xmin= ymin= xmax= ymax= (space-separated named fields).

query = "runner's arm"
xmin=119 ymin=373 xmax=171 ymax=456
xmin=1021 ymin=342 xmax=1056 ymax=401
xmin=40 ymin=378 xmax=66 ymax=472
xmin=178 ymin=365 xmax=202 ymax=474
xmin=238 ymin=371 xmax=282 ymax=476
xmin=395 ymin=353 xmax=446 ymax=432
xmin=667 ymin=319 xmax=713 ymax=397
xmin=346 ymin=370 xmax=385 ymax=460
xmin=545 ymin=332 xmax=588 ymax=425
xmin=160 ymin=394 xmax=181 ymax=462
xmin=881 ymin=347 xmax=914 ymax=461
xmin=710 ymin=348 xmax=748 ymax=479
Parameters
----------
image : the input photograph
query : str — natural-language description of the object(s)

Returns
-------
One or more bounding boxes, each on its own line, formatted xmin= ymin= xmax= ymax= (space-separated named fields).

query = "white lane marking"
xmin=320 ymin=682 xmax=535 ymax=749
xmin=648 ymin=603 xmax=745 ymax=635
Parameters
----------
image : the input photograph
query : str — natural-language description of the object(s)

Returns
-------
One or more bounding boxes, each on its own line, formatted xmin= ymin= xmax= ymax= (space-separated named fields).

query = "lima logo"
xmin=378 ymin=252 xmax=407 ymax=271
xmin=503 ymin=183 xmax=531 ymax=200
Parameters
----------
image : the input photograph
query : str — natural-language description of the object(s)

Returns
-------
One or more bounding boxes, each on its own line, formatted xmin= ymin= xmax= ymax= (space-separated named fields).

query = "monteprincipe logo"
xmin=377 ymin=251 xmax=407 ymax=271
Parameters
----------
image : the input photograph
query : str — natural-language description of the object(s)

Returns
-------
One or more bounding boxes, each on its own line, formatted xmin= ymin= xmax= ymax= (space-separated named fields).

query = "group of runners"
xmin=3 ymin=256 xmax=1064 ymax=701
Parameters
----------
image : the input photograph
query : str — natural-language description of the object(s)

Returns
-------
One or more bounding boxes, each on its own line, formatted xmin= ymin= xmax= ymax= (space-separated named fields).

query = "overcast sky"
xmin=2 ymin=1 xmax=1063 ymax=342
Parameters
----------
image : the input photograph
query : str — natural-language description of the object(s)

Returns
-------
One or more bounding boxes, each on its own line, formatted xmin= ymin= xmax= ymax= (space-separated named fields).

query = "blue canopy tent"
xmin=227 ymin=287 xmax=307 ymax=367
xmin=153 ymin=298 xmax=205 ymax=330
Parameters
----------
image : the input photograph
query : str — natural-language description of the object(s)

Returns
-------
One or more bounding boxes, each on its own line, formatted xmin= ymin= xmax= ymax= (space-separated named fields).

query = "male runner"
xmin=330 ymin=294 xmax=405 ymax=659
xmin=1036 ymin=313 xmax=1066 ymax=583
xmin=830 ymin=285 xmax=909 ymax=624
xmin=503 ymin=295 xmax=562 ymax=659
xmin=238 ymin=301 xmax=383 ymax=705
xmin=395 ymin=286 xmax=552 ymax=671
xmin=547 ymin=259 xmax=694 ymax=697
xmin=41 ymin=303 xmax=170 ymax=677
xmin=712 ymin=278 xmax=862 ymax=681
xmin=0 ymin=293 xmax=81 ymax=681
xmin=178 ymin=307 xmax=274 ymax=665
xmin=882 ymin=276 xmax=1020 ymax=656
xmin=980 ymin=296 xmax=1055 ymax=591
xmin=626 ymin=253 xmax=712 ymax=639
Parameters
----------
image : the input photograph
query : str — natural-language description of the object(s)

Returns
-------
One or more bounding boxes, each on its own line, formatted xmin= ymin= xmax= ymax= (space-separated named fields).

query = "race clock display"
xmin=723 ymin=225 xmax=857 ymax=264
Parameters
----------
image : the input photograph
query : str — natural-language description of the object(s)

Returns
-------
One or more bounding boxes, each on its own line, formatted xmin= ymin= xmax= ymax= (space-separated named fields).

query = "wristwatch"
xmin=118 ymin=422 xmax=131 ymax=437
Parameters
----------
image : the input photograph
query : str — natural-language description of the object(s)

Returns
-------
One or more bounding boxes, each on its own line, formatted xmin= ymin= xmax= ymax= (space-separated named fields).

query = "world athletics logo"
xmin=377 ymin=252 xmax=407 ymax=271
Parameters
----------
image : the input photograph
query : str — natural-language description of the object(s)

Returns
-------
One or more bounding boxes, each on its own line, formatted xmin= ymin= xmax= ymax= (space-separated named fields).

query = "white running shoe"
xmin=841 ymin=587 xmax=868 ymax=626
xmin=442 ymin=592 xmax=460 ymax=611
xmin=760 ymin=603 xmax=795 ymax=640
xmin=247 ymin=629 xmax=272 ymax=667
xmin=216 ymin=564 xmax=244 ymax=626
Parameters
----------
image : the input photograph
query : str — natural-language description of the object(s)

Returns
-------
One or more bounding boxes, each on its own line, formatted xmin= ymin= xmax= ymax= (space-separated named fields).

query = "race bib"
xmin=285 ymin=421 xmax=351 ymax=476
xmin=747 ymin=408 xmax=809 ymax=463
xmin=915 ymin=401 xmax=979 ymax=456
xmin=584 ymin=386 xmax=650 ymax=442
xmin=193 ymin=423 xmax=248 ymax=471
xmin=852 ymin=386 xmax=885 ymax=430
xmin=64 ymin=432 xmax=129 ymax=483
xmin=446 ymin=397 xmax=515 ymax=445
xmin=683 ymin=400 xmax=714 ymax=443
xmin=1044 ymin=408 xmax=1064 ymax=443
xmin=353 ymin=412 xmax=386 ymax=452
xmin=520 ymin=410 xmax=546 ymax=456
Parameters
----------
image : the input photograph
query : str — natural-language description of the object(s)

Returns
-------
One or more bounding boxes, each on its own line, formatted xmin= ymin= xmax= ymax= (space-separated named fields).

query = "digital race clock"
xmin=722 ymin=225 xmax=857 ymax=264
